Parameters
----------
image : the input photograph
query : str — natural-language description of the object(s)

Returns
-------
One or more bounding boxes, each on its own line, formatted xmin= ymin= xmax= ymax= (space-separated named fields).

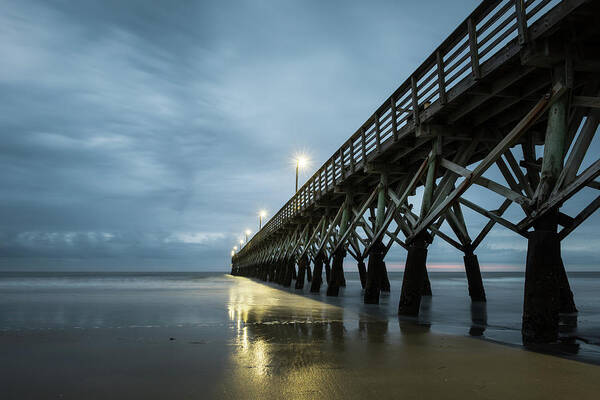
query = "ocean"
xmin=1 ymin=271 xmax=600 ymax=398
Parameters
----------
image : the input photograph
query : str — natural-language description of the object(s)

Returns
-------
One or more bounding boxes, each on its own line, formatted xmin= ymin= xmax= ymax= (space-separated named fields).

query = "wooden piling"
xmin=523 ymin=214 xmax=561 ymax=344
xmin=380 ymin=261 xmax=391 ymax=292
xmin=357 ymin=260 xmax=367 ymax=289
xmin=310 ymin=252 xmax=324 ymax=293
xmin=365 ymin=175 xmax=391 ymax=303
xmin=295 ymin=255 xmax=307 ymax=289
xmin=398 ymin=233 xmax=429 ymax=316
xmin=327 ymin=249 xmax=346 ymax=296
xmin=523 ymin=68 xmax=574 ymax=343
xmin=422 ymin=269 xmax=432 ymax=296
xmin=364 ymin=239 xmax=385 ymax=304
xmin=464 ymin=251 xmax=486 ymax=301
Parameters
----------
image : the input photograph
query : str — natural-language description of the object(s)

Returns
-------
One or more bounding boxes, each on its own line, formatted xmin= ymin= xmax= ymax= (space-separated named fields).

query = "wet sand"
xmin=2 ymin=274 xmax=600 ymax=399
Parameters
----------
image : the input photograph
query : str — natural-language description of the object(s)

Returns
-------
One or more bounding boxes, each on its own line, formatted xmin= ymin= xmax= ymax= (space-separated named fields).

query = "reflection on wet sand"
xmin=215 ymin=277 xmax=600 ymax=399
xmin=470 ymin=301 xmax=487 ymax=336
xmin=222 ymin=277 xmax=353 ymax=398
xmin=227 ymin=277 xmax=348 ymax=373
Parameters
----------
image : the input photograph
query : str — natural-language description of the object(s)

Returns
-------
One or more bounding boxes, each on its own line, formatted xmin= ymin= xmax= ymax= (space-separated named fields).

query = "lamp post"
xmin=245 ymin=229 xmax=251 ymax=243
xmin=239 ymin=239 xmax=244 ymax=248
xmin=295 ymin=156 xmax=308 ymax=192
xmin=259 ymin=210 xmax=267 ymax=230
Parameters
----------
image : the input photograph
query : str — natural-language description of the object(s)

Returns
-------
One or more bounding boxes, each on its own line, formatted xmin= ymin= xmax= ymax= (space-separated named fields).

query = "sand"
xmin=2 ymin=275 xmax=599 ymax=399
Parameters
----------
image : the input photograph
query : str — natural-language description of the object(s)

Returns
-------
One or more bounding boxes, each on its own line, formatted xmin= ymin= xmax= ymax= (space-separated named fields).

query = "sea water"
xmin=1 ymin=271 xmax=599 ymax=358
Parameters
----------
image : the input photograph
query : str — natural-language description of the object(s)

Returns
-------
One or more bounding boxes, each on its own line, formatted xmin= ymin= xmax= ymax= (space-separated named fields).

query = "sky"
xmin=1 ymin=0 xmax=598 ymax=271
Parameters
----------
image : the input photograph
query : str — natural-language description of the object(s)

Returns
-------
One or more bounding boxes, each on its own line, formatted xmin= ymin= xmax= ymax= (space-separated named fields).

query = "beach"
xmin=1 ymin=272 xmax=600 ymax=399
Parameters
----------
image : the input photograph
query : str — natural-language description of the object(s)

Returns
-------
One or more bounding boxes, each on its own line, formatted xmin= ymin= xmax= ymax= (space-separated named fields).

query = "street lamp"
xmin=233 ymin=246 xmax=238 ymax=252
xmin=239 ymin=239 xmax=244 ymax=248
xmin=295 ymin=155 xmax=309 ymax=192
xmin=259 ymin=210 xmax=267 ymax=230
xmin=245 ymin=229 xmax=251 ymax=242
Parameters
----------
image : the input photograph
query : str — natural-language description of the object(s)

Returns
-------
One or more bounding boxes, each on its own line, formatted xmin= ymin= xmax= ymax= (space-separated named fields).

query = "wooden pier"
xmin=231 ymin=0 xmax=600 ymax=344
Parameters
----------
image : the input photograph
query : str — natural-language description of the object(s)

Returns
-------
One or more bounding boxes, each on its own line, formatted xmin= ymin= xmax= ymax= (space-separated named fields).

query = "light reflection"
xmin=217 ymin=277 xmax=595 ymax=398
xmin=225 ymin=277 xmax=350 ymax=385
xmin=469 ymin=301 xmax=487 ymax=336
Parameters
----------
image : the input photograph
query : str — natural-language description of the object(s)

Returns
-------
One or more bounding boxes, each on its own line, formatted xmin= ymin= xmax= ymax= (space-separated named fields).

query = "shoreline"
xmin=2 ymin=273 xmax=599 ymax=399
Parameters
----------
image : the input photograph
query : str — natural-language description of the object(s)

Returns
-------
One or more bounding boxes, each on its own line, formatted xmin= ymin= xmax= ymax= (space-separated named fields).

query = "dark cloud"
xmin=2 ymin=0 xmax=598 ymax=271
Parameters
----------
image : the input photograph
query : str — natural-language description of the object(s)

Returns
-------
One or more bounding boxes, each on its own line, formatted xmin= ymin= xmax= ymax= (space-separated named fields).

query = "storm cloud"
xmin=1 ymin=0 xmax=598 ymax=271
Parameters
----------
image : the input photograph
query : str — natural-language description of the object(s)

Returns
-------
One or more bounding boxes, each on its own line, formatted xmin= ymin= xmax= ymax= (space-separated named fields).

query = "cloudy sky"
xmin=1 ymin=0 xmax=598 ymax=271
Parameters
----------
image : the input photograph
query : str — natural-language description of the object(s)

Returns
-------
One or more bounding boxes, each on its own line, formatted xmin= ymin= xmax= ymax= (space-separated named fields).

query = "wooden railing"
xmin=237 ymin=0 xmax=562 ymax=256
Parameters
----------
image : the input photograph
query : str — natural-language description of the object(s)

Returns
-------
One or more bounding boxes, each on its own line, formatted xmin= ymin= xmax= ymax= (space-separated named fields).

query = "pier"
xmin=231 ymin=0 xmax=600 ymax=344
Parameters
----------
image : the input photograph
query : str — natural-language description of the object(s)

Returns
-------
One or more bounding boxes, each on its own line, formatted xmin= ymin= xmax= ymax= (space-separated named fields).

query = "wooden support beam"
xmin=554 ymin=112 xmax=599 ymax=194
xmin=587 ymin=181 xmax=600 ymax=191
xmin=411 ymin=75 xmax=420 ymax=126
xmin=421 ymin=137 xmax=441 ymax=219
xmin=298 ymin=215 xmax=326 ymax=259
xmin=360 ymin=128 xmax=367 ymax=168
xmin=338 ymin=194 xmax=352 ymax=239
xmin=496 ymin=157 xmax=522 ymax=196
xmin=534 ymin=75 xmax=569 ymax=204
xmin=362 ymin=157 xmax=429 ymax=256
xmin=440 ymin=157 xmax=532 ymax=207
xmin=445 ymin=207 xmax=471 ymax=246
xmin=436 ymin=50 xmax=447 ymax=105
xmin=522 ymin=159 xmax=600 ymax=230
xmin=353 ymin=230 xmax=369 ymax=247
xmin=384 ymin=228 xmax=407 ymax=251
xmin=514 ymin=0 xmax=528 ymax=45
xmin=429 ymin=224 xmax=464 ymax=251
xmin=558 ymin=195 xmax=600 ymax=240
xmin=410 ymin=90 xmax=558 ymax=242
xmin=572 ymin=96 xmax=600 ymax=109
xmin=391 ymin=98 xmax=399 ymax=142
xmin=364 ymin=162 xmax=407 ymax=175
xmin=467 ymin=17 xmax=481 ymax=80
xmin=375 ymin=113 xmax=382 ymax=153
xmin=357 ymin=217 xmax=375 ymax=239
xmin=521 ymin=134 xmax=541 ymax=190
xmin=504 ymin=148 xmax=534 ymax=198
xmin=459 ymin=198 xmax=527 ymax=238
xmin=472 ymin=199 xmax=512 ymax=250
xmin=331 ymin=186 xmax=379 ymax=254
xmin=289 ymin=223 xmax=312 ymax=258
xmin=448 ymin=66 xmax=536 ymax=123
xmin=375 ymin=173 xmax=388 ymax=230
xmin=347 ymin=233 xmax=362 ymax=260
xmin=346 ymin=246 xmax=359 ymax=261
xmin=415 ymin=124 xmax=468 ymax=138
xmin=315 ymin=203 xmax=345 ymax=255
xmin=430 ymin=138 xmax=479 ymax=211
